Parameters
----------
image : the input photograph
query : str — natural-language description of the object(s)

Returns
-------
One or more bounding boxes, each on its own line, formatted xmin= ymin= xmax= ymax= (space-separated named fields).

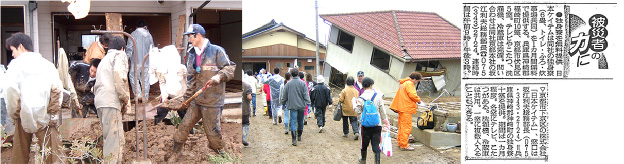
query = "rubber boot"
xmin=374 ymin=152 xmax=381 ymax=164
xmin=297 ymin=130 xmax=302 ymax=141
xmin=291 ymin=131 xmax=297 ymax=146
xmin=358 ymin=150 xmax=367 ymax=164
xmin=242 ymin=124 xmax=249 ymax=146
xmin=166 ymin=141 xmax=184 ymax=162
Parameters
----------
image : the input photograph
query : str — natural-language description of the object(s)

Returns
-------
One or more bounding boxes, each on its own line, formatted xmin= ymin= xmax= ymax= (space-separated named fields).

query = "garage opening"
xmin=1 ymin=6 xmax=25 ymax=66
xmin=53 ymin=13 xmax=171 ymax=62
xmin=242 ymin=62 xmax=267 ymax=75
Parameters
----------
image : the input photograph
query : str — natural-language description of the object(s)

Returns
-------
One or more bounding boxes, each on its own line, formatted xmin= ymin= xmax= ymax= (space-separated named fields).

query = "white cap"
xmin=316 ymin=75 xmax=325 ymax=83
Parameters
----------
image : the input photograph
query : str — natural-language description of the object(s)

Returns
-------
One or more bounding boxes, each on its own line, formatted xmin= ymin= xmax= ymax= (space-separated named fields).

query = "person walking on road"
xmin=389 ymin=72 xmax=423 ymax=151
xmin=260 ymin=67 xmax=284 ymax=125
xmin=242 ymin=81 xmax=253 ymax=146
xmin=280 ymin=69 xmax=310 ymax=146
xmin=354 ymin=71 xmax=365 ymax=96
xmin=244 ymin=70 xmax=259 ymax=116
xmin=355 ymin=77 xmax=390 ymax=164
xmin=298 ymin=72 xmax=310 ymax=125
xmin=310 ymin=75 xmax=332 ymax=133
xmin=280 ymin=72 xmax=292 ymax=134
xmin=339 ymin=76 xmax=360 ymax=139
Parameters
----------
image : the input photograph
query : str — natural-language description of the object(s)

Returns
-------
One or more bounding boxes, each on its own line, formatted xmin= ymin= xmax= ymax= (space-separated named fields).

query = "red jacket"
xmin=263 ymin=84 xmax=271 ymax=101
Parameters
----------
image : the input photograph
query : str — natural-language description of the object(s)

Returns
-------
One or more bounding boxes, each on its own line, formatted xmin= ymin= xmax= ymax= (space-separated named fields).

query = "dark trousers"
xmin=266 ymin=100 xmax=272 ymax=118
xmin=361 ymin=126 xmax=382 ymax=153
xmin=314 ymin=106 xmax=327 ymax=127
xmin=242 ymin=114 xmax=250 ymax=125
xmin=342 ymin=116 xmax=359 ymax=134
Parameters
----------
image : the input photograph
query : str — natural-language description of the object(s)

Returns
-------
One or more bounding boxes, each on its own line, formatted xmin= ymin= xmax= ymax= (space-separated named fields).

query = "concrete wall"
xmin=439 ymin=59 xmax=461 ymax=96
xmin=326 ymin=33 xmax=400 ymax=97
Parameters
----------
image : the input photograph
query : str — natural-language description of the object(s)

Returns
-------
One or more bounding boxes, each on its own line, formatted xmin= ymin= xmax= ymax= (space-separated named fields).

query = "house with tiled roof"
xmin=242 ymin=19 xmax=326 ymax=77
xmin=320 ymin=10 xmax=461 ymax=97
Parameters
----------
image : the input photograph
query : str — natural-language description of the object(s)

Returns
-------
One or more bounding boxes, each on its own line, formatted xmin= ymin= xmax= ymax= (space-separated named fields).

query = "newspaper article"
xmin=462 ymin=2 xmax=621 ymax=163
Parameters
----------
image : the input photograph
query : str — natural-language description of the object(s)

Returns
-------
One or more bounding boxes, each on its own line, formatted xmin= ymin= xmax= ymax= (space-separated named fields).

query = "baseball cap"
xmin=357 ymin=71 xmax=364 ymax=77
xmin=183 ymin=24 xmax=206 ymax=36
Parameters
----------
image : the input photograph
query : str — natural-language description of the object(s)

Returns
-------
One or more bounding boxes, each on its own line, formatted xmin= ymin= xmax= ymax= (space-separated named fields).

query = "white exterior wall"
xmin=326 ymin=26 xmax=461 ymax=98
xmin=326 ymin=36 xmax=400 ymax=97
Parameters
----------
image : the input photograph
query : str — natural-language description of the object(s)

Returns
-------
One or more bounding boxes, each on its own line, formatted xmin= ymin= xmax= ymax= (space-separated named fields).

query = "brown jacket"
xmin=339 ymin=86 xmax=359 ymax=117
xmin=184 ymin=40 xmax=236 ymax=107
xmin=84 ymin=41 xmax=105 ymax=64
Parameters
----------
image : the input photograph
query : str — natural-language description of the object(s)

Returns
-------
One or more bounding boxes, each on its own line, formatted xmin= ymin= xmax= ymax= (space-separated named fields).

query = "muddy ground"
xmin=242 ymin=94 xmax=460 ymax=163
xmin=1 ymin=107 xmax=242 ymax=164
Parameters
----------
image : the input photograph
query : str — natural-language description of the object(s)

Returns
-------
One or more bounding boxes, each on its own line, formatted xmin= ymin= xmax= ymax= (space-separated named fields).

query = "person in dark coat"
xmin=310 ymin=75 xmax=332 ymax=133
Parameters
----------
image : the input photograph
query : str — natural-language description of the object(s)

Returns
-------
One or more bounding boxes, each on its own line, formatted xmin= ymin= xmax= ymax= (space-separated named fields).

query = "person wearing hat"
xmin=355 ymin=71 xmax=365 ymax=95
xmin=126 ymin=20 xmax=154 ymax=102
xmin=310 ymin=75 xmax=332 ymax=133
xmin=166 ymin=24 xmax=236 ymax=161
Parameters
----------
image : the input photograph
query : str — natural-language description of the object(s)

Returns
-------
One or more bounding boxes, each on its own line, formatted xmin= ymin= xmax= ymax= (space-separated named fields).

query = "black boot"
xmin=291 ymin=131 xmax=297 ymax=146
xmin=358 ymin=150 xmax=367 ymax=164
xmin=374 ymin=152 xmax=380 ymax=164
xmin=297 ymin=130 xmax=302 ymax=141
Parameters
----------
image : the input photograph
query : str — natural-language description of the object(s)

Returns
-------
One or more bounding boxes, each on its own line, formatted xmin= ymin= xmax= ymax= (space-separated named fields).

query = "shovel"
xmin=150 ymin=79 xmax=214 ymax=111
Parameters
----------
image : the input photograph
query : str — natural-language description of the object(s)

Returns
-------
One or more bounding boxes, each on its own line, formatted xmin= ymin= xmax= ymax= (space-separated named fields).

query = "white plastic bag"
xmin=381 ymin=131 xmax=393 ymax=157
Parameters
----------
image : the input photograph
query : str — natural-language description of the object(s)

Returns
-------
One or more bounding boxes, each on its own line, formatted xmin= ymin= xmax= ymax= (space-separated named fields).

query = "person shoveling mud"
xmin=163 ymin=24 xmax=236 ymax=162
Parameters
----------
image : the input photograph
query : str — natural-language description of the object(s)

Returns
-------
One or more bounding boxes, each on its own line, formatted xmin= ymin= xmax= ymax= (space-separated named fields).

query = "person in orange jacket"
xmin=389 ymin=72 xmax=423 ymax=151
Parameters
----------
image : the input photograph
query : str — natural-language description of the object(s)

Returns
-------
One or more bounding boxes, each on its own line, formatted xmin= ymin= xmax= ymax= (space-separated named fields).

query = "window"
xmin=276 ymin=62 xmax=283 ymax=68
xmin=286 ymin=63 xmax=292 ymax=67
xmin=82 ymin=35 xmax=100 ymax=48
xmin=304 ymin=66 xmax=314 ymax=70
xmin=415 ymin=61 xmax=440 ymax=71
xmin=337 ymin=30 xmax=354 ymax=52
xmin=297 ymin=62 xmax=302 ymax=68
xmin=370 ymin=48 xmax=391 ymax=71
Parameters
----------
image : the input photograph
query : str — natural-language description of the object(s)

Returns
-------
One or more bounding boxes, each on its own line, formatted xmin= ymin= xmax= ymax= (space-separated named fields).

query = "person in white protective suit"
xmin=151 ymin=45 xmax=188 ymax=124
xmin=4 ymin=33 xmax=64 ymax=164
xmin=126 ymin=20 xmax=154 ymax=102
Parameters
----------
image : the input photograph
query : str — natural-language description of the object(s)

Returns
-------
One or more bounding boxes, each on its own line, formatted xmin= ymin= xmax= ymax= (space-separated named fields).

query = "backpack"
xmin=360 ymin=93 xmax=380 ymax=127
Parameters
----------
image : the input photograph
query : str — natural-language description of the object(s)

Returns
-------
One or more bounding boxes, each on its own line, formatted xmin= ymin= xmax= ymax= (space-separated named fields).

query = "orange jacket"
xmin=390 ymin=77 xmax=422 ymax=114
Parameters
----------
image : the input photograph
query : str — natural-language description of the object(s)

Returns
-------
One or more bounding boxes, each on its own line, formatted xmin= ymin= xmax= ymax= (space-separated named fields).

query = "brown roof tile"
xmin=321 ymin=10 xmax=460 ymax=60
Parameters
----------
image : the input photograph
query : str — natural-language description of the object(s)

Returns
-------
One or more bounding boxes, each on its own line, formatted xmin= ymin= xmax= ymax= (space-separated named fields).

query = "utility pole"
xmin=315 ymin=0 xmax=320 ymax=77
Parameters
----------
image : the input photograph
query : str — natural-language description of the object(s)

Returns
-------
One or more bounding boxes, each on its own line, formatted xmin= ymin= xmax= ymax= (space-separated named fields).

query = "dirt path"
xmin=242 ymin=106 xmax=460 ymax=163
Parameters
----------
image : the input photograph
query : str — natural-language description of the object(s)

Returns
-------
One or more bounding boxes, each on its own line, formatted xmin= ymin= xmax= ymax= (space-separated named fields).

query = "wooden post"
xmin=105 ymin=13 xmax=123 ymax=37
xmin=175 ymin=14 xmax=186 ymax=62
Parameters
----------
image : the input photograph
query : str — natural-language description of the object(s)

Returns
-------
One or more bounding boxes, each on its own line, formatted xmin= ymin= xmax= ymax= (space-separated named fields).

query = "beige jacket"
xmin=339 ymin=86 xmax=359 ymax=117
xmin=94 ymin=49 xmax=130 ymax=112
